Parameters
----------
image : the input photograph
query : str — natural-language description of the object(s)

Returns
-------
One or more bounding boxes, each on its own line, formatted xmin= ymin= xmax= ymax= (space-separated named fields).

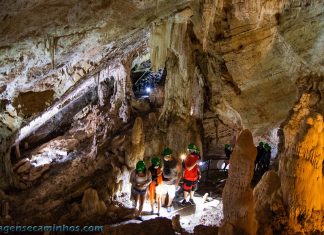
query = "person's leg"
xmin=149 ymin=183 xmax=155 ymax=213
xmin=138 ymin=193 xmax=146 ymax=216
xmin=156 ymin=184 xmax=162 ymax=215
xmin=167 ymin=185 xmax=175 ymax=207
xmin=161 ymin=183 xmax=167 ymax=206
xmin=183 ymin=191 xmax=189 ymax=201
xmin=188 ymin=181 xmax=197 ymax=205
xmin=156 ymin=194 xmax=161 ymax=214
xmin=132 ymin=188 xmax=139 ymax=209
xmin=134 ymin=194 xmax=140 ymax=214
xmin=182 ymin=180 xmax=192 ymax=202
xmin=161 ymin=193 xmax=166 ymax=206
xmin=189 ymin=190 xmax=194 ymax=199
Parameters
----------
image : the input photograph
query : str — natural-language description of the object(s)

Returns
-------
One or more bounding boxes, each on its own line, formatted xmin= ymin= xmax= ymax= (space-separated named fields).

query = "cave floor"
xmin=111 ymin=189 xmax=223 ymax=233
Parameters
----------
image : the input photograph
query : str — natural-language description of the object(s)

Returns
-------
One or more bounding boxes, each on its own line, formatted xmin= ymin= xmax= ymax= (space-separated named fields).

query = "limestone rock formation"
xmin=220 ymin=129 xmax=257 ymax=235
xmin=0 ymin=0 xmax=323 ymax=233
xmin=127 ymin=117 xmax=145 ymax=168
xmin=81 ymin=188 xmax=107 ymax=216
xmin=277 ymin=73 xmax=324 ymax=233
xmin=253 ymin=171 xmax=286 ymax=234
xmin=279 ymin=112 xmax=323 ymax=232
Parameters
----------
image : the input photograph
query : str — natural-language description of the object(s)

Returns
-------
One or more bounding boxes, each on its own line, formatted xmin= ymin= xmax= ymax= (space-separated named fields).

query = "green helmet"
xmin=264 ymin=143 xmax=271 ymax=151
xmin=258 ymin=142 xmax=264 ymax=147
xmin=136 ymin=160 xmax=146 ymax=172
xmin=224 ymin=144 xmax=230 ymax=149
xmin=187 ymin=143 xmax=197 ymax=151
xmin=151 ymin=157 xmax=161 ymax=167
xmin=195 ymin=146 xmax=200 ymax=154
xmin=162 ymin=147 xmax=172 ymax=156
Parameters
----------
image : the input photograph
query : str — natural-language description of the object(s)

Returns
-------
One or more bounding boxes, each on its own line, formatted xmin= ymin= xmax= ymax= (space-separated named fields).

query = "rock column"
xmin=220 ymin=129 xmax=257 ymax=235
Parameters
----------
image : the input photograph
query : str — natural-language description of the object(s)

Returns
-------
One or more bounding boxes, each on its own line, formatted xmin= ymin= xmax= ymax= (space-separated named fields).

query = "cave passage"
xmin=0 ymin=1 xmax=323 ymax=235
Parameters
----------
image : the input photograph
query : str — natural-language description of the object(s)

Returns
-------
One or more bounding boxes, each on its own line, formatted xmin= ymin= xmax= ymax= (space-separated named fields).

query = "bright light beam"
xmin=180 ymin=154 xmax=187 ymax=160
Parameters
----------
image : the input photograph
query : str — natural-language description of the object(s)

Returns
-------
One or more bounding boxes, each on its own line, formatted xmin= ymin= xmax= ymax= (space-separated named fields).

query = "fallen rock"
xmin=104 ymin=217 xmax=175 ymax=235
xmin=193 ymin=224 xmax=218 ymax=235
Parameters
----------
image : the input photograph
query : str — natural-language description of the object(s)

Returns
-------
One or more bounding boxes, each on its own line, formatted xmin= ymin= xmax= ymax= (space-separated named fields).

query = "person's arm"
xmin=175 ymin=162 xmax=182 ymax=186
xmin=143 ymin=171 xmax=152 ymax=188
xmin=197 ymin=166 xmax=201 ymax=180
xmin=130 ymin=170 xmax=136 ymax=185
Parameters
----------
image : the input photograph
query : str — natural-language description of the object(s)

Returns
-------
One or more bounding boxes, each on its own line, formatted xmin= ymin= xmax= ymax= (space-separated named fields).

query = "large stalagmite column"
xmin=279 ymin=109 xmax=324 ymax=232
xmin=220 ymin=129 xmax=257 ymax=235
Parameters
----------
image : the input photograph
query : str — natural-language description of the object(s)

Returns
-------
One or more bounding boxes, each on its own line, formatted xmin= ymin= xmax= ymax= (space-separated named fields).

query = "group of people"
xmin=254 ymin=142 xmax=272 ymax=177
xmin=129 ymin=144 xmax=201 ymax=218
xmin=224 ymin=141 xmax=272 ymax=184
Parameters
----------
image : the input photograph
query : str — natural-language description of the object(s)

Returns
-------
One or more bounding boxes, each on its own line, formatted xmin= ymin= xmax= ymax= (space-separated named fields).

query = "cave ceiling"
xmin=0 ymin=0 xmax=323 ymax=139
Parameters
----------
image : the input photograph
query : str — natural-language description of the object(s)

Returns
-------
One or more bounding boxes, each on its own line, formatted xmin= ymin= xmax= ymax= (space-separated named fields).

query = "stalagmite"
xmin=81 ymin=188 xmax=107 ymax=216
xmin=0 ymin=0 xmax=323 ymax=233
xmin=126 ymin=117 xmax=145 ymax=168
xmin=220 ymin=129 xmax=257 ymax=235
xmin=279 ymin=112 xmax=324 ymax=232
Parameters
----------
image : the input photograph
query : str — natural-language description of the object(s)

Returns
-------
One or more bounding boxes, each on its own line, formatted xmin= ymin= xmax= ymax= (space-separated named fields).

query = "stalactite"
xmin=45 ymin=35 xmax=59 ymax=69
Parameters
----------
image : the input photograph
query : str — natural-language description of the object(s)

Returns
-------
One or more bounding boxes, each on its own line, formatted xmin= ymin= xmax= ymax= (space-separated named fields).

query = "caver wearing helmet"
xmin=224 ymin=144 xmax=232 ymax=160
xmin=161 ymin=147 xmax=182 ymax=213
xmin=130 ymin=160 xmax=152 ymax=219
xmin=136 ymin=160 xmax=146 ymax=172
xmin=187 ymin=143 xmax=197 ymax=152
xmin=151 ymin=157 xmax=161 ymax=168
xmin=181 ymin=143 xmax=200 ymax=206
xmin=148 ymin=156 xmax=163 ymax=215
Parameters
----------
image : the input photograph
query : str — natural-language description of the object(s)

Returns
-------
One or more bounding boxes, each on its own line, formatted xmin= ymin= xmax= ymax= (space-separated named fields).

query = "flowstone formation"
xmin=279 ymin=100 xmax=324 ymax=232
xmin=220 ymin=129 xmax=257 ymax=235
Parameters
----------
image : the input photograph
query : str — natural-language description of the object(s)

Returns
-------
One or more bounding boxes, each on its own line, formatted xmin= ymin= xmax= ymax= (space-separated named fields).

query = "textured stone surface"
xmin=104 ymin=217 xmax=175 ymax=235
xmin=278 ymin=77 xmax=324 ymax=233
xmin=253 ymin=170 xmax=284 ymax=234
xmin=194 ymin=0 xmax=324 ymax=136
xmin=220 ymin=129 xmax=257 ymax=235
xmin=0 ymin=0 xmax=323 ymax=233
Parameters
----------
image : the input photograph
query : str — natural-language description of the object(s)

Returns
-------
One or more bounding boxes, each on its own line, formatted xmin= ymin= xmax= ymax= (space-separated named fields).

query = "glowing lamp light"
xmin=199 ymin=162 xmax=204 ymax=166
xmin=180 ymin=154 xmax=187 ymax=160
xmin=146 ymin=87 xmax=151 ymax=93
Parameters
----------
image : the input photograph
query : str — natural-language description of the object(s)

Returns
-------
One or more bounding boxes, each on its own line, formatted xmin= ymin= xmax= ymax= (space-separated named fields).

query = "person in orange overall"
xmin=148 ymin=156 xmax=163 ymax=215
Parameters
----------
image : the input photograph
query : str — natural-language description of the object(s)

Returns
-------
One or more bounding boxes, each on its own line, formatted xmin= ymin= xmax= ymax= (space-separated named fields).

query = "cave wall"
xmin=0 ymin=0 xmax=323 ymax=232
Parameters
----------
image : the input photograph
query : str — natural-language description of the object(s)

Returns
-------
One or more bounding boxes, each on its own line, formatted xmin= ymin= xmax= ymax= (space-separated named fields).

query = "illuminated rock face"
xmin=279 ymin=100 xmax=324 ymax=232
xmin=0 ymin=0 xmax=323 ymax=232
xmin=81 ymin=188 xmax=107 ymax=216
xmin=126 ymin=117 xmax=145 ymax=168
xmin=220 ymin=129 xmax=257 ymax=235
